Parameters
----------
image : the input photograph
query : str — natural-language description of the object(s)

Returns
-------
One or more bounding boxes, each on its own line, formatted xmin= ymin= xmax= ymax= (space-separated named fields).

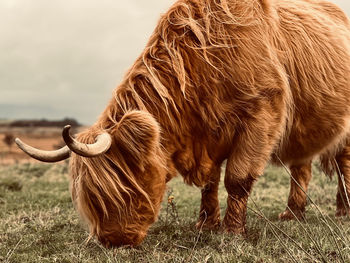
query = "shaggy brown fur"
xmin=69 ymin=0 xmax=350 ymax=247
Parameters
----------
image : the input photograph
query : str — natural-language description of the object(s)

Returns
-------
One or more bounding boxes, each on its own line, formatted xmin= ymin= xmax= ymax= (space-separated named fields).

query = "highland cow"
xmin=16 ymin=0 xmax=350 ymax=247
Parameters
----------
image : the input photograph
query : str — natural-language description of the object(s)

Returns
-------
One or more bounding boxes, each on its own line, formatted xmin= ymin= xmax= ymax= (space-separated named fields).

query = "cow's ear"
xmin=112 ymin=110 xmax=161 ymax=160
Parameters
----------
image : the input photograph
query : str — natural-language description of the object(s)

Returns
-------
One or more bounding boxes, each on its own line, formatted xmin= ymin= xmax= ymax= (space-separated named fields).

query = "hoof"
xmin=196 ymin=217 xmax=220 ymax=231
xmin=335 ymin=208 xmax=350 ymax=217
xmin=221 ymin=222 xmax=246 ymax=235
xmin=278 ymin=209 xmax=305 ymax=221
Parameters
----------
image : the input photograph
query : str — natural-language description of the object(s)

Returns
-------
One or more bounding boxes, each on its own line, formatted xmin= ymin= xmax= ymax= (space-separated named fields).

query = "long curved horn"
xmin=15 ymin=138 xmax=70 ymax=162
xmin=62 ymin=125 xmax=112 ymax=157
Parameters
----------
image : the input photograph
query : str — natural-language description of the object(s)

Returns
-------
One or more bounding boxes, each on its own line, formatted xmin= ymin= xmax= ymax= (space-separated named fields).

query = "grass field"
xmin=1 ymin=162 xmax=349 ymax=262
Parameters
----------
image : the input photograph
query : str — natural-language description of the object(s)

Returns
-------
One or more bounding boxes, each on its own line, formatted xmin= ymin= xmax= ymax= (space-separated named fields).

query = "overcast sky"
xmin=1 ymin=0 xmax=349 ymax=124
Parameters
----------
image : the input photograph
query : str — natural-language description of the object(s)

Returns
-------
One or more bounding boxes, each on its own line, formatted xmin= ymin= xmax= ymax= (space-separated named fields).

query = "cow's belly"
xmin=276 ymin=113 xmax=350 ymax=166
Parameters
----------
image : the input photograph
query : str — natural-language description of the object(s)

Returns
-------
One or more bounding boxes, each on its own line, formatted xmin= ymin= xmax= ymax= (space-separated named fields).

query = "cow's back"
xmin=273 ymin=0 xmax=350 ymax=165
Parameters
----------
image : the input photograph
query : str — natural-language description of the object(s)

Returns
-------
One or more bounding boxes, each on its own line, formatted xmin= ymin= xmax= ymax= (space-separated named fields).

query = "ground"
xmin=1 ymin=162 xmax=349 ymax=262
xmin=0 ymin=128 xmax=349 ymax=262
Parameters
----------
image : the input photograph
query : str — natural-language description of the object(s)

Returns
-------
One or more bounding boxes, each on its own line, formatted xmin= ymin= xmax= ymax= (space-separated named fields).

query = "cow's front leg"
xmin=221 ymin=90 xmax=286 ymax=233
xmin=221 ymin=134 xmax=268 ymax=234
xmin=220 ymin=115 xmax=280 ymax=233
xmin=222 ymin=172 xmax=257 ymax=234
xmin=196 ymin=166 xmax=221 ymax=230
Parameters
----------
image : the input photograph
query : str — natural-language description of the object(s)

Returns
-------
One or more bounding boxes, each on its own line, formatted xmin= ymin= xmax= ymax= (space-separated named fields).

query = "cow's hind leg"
xmin=279 ymin=161 xmax=312 ymax=221
xmin=196 ymin=166 xmax=221 ymax=230
xmin=335 ymin=145 xmax=350 ymax=217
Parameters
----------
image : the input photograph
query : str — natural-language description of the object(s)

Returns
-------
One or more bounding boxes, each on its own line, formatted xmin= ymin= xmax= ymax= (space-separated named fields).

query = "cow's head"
xmin=16 ymin=110 xmax=167 ymax=247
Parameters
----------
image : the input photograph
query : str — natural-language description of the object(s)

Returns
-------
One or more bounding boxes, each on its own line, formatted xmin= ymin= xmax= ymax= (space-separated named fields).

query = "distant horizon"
xmin=0 ymin=115 xmax=88 ymax=126
xmin=0 ymin=103 xmax=91 ymax=125
xmin=1 ymin=0 xmax=349 ymax=125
